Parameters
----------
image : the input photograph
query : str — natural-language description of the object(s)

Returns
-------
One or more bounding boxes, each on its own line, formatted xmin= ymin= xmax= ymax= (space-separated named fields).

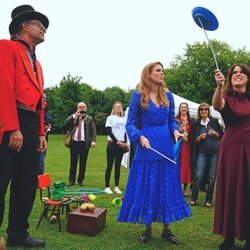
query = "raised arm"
xmin=212 ymin=69 xmax=226 ymax=111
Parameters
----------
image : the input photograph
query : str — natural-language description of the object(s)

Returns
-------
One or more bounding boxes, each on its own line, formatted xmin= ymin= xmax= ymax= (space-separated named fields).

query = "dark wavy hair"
xmin=224 ymin=63 xmax=250 ymax=95
xmin=176 ymin=102 xmax=190 ymax=119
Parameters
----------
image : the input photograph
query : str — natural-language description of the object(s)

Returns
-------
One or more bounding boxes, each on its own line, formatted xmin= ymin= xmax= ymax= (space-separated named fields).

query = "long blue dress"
xmin=117 ymin=91 xmax=192 ymax=225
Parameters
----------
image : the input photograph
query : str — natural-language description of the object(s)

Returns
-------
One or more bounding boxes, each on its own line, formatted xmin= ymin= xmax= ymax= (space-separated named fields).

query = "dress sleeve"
xmin=126 ymin=92 xmax=142 ymax=143
xmin=167 ymin=91 xmax=179 ymax=134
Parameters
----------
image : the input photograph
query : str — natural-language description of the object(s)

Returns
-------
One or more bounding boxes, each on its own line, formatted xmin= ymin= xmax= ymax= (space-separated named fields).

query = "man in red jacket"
xmin=0 ymin=5 xmax=49 ymax=248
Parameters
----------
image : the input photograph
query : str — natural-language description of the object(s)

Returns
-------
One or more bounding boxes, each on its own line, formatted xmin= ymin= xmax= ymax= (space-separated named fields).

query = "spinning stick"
xmin=192 ymin=7 xmax=219 ymax=69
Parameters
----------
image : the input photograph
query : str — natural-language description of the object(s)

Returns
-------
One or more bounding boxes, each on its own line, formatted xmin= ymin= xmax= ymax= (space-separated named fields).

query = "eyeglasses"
xmin=200 ymin=108 xmax=208 ymax=111
xmin=28 ymin=21 xmax=46 ymax=30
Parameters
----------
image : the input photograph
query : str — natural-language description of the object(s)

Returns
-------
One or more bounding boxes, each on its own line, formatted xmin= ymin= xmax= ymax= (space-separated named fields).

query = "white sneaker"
xmin=114 ymin=186 xmax=122 ymax=194
xmin=104 ymin=187 xmax=113 ymax=194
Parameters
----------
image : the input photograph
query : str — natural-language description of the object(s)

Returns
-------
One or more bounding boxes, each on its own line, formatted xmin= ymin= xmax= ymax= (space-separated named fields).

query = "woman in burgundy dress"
xmin=176 ymin=102 xmax=194 ymax=197
xmin=213 ymin=64 xmax=250 ymax=250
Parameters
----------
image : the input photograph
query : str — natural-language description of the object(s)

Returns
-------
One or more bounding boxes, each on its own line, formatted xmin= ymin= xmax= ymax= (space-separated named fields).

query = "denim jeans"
xmin=191 ymin=152 xmax=218 ymax=203
xmin=37 ymin=149 xmax=47 ymax=175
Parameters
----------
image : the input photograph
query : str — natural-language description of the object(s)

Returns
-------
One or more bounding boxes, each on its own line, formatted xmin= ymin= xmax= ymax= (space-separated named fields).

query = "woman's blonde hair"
xmin=111 ymin=101 xmax=124 ymax=116
xmin=139 ymin=61 xmax=168 ymax=109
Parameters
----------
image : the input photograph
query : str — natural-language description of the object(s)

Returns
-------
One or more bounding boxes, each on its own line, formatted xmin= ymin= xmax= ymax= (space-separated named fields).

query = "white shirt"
xmin=200 ymin=117 xmax=210 ymax=128
xmin=105 ymin=115 xmax=126 ymax=141
xmin=73 ymin=116 xmax=86 ymax=141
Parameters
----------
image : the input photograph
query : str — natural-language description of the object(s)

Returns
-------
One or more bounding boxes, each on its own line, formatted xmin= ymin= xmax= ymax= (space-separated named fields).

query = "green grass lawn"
xmin=0 ymin=135 xmax=245 ymax=249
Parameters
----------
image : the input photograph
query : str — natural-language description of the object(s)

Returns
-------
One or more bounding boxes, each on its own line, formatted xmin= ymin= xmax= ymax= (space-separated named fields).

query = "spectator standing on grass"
xmin=176 ymin=102 xmax=194 ymax=197
xmin=104 ymin=101 xmax=128 ymax=194
xmin=64 ymin=102 xmax=96 ymax=187
xmin=190 ymin=103 xmax=223 ymax=208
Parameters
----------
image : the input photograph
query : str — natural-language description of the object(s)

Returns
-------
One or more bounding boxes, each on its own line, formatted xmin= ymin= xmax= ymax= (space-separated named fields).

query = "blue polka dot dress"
xmin=117 ymin=91 xmax=192 ymax=225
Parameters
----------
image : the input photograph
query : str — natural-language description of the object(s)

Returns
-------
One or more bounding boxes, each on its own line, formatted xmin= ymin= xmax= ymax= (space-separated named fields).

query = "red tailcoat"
xmin=0 ymin=39 xmax=45 ymax=144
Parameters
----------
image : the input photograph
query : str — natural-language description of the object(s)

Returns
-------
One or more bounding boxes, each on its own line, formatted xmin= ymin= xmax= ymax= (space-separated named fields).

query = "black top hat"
xmin=9 ymin=4 xmax=49 ymax=35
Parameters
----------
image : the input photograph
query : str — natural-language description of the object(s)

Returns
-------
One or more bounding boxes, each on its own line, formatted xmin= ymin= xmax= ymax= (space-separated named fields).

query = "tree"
xmin=165 ymin=40 xmax=250 ymax=104
xmin=103 ymin=86 xmax=129 ymax=114
xmin=86 ymin=89 xmax=107 ymax=117
xmin=45 ymin=78 xmax=131 ymax=133
xmin=94 ymin=112 xmax=107 ymax=134
xmin=46 ymin=74 xmax=83 ymax=132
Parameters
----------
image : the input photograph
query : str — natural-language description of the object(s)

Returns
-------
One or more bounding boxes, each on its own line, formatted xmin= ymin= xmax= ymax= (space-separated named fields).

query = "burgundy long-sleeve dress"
xmin=213 ymin=92 xmax=250 ymax=240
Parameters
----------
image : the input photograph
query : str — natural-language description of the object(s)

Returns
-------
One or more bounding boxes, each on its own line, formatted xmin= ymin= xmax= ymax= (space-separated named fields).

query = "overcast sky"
xmin=1 ymin=0 xmax=249 ymax=90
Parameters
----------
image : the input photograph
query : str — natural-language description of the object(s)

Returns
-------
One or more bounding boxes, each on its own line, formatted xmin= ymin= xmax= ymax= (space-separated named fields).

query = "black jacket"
xmin=190 ymin=117 xmax=223 ymax=178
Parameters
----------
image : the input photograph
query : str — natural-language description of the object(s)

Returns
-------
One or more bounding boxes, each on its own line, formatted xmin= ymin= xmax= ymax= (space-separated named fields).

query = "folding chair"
xmin=37 ymin=174 xmax=72 ymax=232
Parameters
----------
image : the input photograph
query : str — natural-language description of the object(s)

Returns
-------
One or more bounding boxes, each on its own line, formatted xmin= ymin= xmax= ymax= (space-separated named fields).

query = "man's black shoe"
xmin=78 ymin=181 xmax=85 ymax=187
xmin=67 ymin=181 xmax=75 ymax=187
xmin=7 ymin=235 xmax=45 ymax=248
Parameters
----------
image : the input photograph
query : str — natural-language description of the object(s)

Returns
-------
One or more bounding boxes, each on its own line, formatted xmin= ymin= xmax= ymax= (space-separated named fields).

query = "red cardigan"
xmin=0 ymin=39 xmax=45 ymax=143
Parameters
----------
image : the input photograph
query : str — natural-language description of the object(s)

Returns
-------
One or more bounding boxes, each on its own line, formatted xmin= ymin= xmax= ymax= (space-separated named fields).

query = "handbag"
xmin=64 ymin=133 xmax=72 ymax=148
xmin=117 ymin=142 xmax=130 ymax=153
xmin=122 ymin=144 xmax=130 ymax=153
xmin=64 ymin=124 xmax=79 ymax=148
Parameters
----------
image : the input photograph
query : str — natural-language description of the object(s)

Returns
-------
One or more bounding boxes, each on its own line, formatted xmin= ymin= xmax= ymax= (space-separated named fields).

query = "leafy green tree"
xmin=165 ymin=40 xmax=250 ymax=104
xmin=45 ymin=79 xmax=131 ymax=133
xmin=45 ymin=74 xmax=83 ymax=132
xmin=86 ymin=89 xmax=107 ymax=117
xmin=103 ymin=86 xmax=129 ymax=114
xmin=94 ymin=112 xmax=107 ymax=134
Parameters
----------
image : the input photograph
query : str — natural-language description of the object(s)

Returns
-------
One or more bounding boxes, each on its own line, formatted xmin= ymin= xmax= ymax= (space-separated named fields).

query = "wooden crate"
xmin=67 ymin=207 xmax=107 ymax=236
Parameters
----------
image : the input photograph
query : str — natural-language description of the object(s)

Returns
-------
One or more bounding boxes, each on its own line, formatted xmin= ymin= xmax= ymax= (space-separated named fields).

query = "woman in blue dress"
xmin=117 ymin=62 xmax=192 ymax=244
